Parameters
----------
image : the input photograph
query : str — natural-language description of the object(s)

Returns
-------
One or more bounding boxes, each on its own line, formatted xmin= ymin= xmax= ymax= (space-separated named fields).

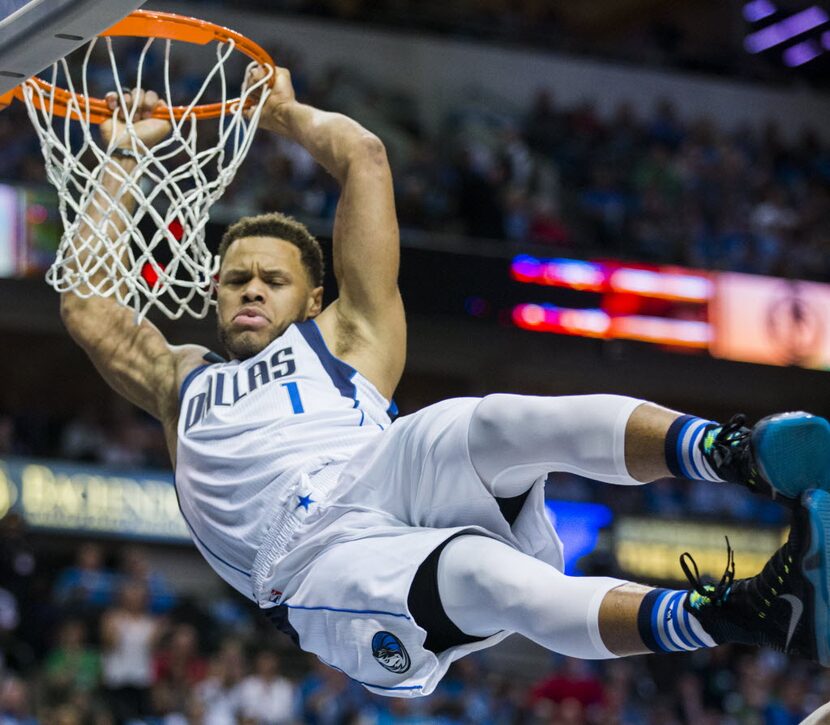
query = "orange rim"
xmin=12 ymin=9 xmax=274 ymax=123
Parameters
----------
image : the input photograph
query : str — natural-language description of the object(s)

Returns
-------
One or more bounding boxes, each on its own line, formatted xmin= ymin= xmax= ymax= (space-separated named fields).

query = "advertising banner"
xmin=0 ymin=455 xmax=188 ymax=542
xmin=614 ymin=516 xmax=786 ymax=584
xmin=710 ymin=273 xmax=830 ymax=370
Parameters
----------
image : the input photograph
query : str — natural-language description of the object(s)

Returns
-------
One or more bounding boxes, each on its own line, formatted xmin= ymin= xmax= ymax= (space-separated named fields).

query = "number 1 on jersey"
xmin=281 ymin=381 xmax=305 ymax=414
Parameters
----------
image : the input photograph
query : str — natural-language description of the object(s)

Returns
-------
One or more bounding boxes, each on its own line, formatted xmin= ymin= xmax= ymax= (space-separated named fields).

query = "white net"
xmin=21 ymin=30 xmax=272 ymax=321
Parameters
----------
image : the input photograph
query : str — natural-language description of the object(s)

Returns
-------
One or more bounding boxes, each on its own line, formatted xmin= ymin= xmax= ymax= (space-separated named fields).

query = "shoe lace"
xmin=680 ymin=537 xmax=736 ymax=607
xmin=704 ymin=414 xmax=748 ymax=469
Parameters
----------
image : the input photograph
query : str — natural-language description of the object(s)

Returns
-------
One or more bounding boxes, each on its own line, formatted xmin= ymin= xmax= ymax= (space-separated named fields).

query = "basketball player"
xmin=59 ymin=67 xmax=830 ymax=697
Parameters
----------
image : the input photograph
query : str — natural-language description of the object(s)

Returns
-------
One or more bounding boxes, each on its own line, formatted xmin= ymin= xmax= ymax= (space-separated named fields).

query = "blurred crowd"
xmin=1 ymin=40 xmax=829 ymax=283
xmin=0 ymin=401 xmax=169 ymax=472
xmin=211 ymin=0 xmax=794 ymax=87
xmin=232 ymin=62 xmax=830 ymax=282
xmin=1 ymin=527 xmax=828 ymax=724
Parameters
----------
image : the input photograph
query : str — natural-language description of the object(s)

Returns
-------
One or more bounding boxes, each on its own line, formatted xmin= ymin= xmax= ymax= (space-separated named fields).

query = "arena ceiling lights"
xmin=743 ymin=0 xmax=830 ymax=67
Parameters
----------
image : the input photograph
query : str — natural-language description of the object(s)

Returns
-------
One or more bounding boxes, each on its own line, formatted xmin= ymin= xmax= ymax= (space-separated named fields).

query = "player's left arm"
xmin=251 ymin=66 xmax=405 ymax=399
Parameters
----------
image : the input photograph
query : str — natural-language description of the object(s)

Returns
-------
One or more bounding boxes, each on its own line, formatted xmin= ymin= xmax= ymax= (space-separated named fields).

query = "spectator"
xmin=750 ymin=186 xmax=797 ymax=275
xmin=146 ymin=681 xmax=188 ymax=725
xmin=579 ymin=167 xmax=630 ymax=251
xmin=194 ymin=640 xmax=246 ymax=725
xmin=530 ymin=657 xmax=605 ymax=710
xmin=100 ymin=407 xmax=150 ymax=469
xmin=298 ymin=661 xmax=364 ymax=725
xmin=237 ymin=650 xmax=296 ymax=725
xmin=528 ymin=196 xmax=570 ymax=247
xmin=53 ymin=543 xmax=115 ymax=613
xmin=455 ymin=148 xmax=507 ymax=240
xmin=59 ymin=406 xmax=106 ymax=463
xmin=0 ymin=515 xmax=37 ymax=668
xmin=100 ymin=580 xmax=164 ymax=723
xmin=46 ymin=704 xmax=84 ymax=725
xmin=524 ymin=90 xmax=566 ymax=157
xmin=154 ymin=623 xmax=209 ymax=692
xmin=43 ymin=620 xmax=101 ymax=700
xmin=118 ymin=547 xmax=176 ymax=614
xmin=0 ymin=676 xmax=36 ymax=725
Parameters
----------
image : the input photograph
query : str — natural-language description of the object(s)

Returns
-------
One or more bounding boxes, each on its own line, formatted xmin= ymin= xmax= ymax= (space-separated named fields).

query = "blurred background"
xmin=1 ymin=0 xmax=830 ymax=722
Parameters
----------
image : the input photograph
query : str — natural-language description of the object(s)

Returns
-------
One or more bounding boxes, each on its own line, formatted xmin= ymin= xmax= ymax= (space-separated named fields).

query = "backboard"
xmin=0 ymin=0 xmax=146 ymax=98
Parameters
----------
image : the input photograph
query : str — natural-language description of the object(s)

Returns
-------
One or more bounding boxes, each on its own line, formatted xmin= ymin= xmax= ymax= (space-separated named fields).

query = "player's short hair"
xmin=218 ymin=212 xmax=324 ymax=287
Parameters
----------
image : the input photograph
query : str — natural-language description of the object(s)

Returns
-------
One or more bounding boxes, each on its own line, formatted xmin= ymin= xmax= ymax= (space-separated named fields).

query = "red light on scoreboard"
xmin=512 ymin=304 xmax=710 ymax=348
xmin=511 ymin=255 xmax=712 ymax=302
xmin=511 ymin=255 xmax=712 ymax=350
xmin=610 ymin=315 xmax=710 ymax=348
xmin=509 ymin=255 xmax=830 ymax=369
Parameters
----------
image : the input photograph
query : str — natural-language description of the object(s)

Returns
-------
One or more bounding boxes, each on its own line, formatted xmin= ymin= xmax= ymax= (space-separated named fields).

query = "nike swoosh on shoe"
xmin=779 ymin=593 xmax=804 ymax=651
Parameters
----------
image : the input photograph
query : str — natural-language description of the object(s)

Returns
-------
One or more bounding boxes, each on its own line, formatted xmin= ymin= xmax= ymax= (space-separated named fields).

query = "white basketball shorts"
xmin=261 ymin=397 xmax=565 ymax=697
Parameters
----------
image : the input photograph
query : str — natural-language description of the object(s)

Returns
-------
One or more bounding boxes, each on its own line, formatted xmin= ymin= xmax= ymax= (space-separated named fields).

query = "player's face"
xmin=216 ymin=237 xmax=322 ymax=360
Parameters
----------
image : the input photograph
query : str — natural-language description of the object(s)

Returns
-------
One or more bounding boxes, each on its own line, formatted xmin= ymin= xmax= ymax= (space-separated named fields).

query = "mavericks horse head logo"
xmin=371 ymin=631 xmax=411 ymax=673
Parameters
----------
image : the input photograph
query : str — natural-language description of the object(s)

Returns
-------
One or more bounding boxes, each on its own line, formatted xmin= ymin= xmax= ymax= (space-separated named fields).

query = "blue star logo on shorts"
xmin=295 ymin=493 xmax=315 ymax=511
xmin=371 ymin=631 xmax=411 ymax=673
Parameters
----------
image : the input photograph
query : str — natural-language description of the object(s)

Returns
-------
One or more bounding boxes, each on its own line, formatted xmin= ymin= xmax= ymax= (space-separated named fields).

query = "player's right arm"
xmin=59 ymin=91 xmax=207 ymax=445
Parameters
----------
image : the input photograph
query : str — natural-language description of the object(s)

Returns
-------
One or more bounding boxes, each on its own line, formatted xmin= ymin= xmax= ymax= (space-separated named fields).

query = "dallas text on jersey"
xmin=183 ymin=347 xmax=297 ymax=432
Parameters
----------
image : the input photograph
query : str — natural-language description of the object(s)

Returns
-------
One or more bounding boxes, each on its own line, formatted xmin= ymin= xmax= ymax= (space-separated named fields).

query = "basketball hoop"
xmin=12 ymin=10 xmax=275 ymax=321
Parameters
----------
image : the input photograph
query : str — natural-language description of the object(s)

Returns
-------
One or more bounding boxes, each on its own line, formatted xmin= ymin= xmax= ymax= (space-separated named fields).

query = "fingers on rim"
xmin=140 ymin=90 xmax=158 ymax=118
xmin=107 ymin=89 xmax=168 ymax=118
xmin=244 ymin=63 xmax=262 ymax=89
xmin=246 ymin=63 xmax=276 ymax=83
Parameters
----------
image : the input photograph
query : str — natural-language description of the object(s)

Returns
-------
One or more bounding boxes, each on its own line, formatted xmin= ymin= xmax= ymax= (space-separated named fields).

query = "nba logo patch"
xmin=371 ymin=631 xmax=411 ymax=673
xmin=269 ymin=589 xmax=282 ymax=603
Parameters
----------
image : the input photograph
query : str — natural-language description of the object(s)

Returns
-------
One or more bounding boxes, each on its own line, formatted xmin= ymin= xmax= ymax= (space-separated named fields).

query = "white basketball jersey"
xmin=175 ymin=320 xmax=394 ymax=602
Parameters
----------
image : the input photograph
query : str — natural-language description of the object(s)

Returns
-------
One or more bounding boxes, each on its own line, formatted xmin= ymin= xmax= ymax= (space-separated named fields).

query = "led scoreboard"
xmin=511 ymin=255 xmax=830 ymax=371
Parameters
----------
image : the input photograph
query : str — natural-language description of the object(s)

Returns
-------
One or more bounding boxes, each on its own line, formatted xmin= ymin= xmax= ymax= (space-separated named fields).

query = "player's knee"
xmin=468 ymin=394 xmax=527 ymax=457
xmin=450 ymin=553 xmax=521 ymax=611
xmin=440 ymin=537 xmax=536 ymax=611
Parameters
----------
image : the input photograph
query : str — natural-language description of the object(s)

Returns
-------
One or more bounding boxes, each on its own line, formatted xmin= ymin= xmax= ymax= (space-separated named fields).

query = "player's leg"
xmin=466 ymin=393 xmax=830 ymax=502
xmin=436 ymin=488 xmax=830 ymax=667
xmin=434 ymin=534 xmax=715 ymax=659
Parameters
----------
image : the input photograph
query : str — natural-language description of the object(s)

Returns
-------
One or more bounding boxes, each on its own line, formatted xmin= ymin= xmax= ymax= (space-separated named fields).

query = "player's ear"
xmin=307 ymin=286 xmax=323 ymax=318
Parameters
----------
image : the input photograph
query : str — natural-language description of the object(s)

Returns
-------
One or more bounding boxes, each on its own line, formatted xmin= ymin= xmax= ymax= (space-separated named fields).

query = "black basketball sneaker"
xmin=700 ymin=412 xmax=830 ymax=504
xmin=681 ymin=489 xmax=830 ymax=665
